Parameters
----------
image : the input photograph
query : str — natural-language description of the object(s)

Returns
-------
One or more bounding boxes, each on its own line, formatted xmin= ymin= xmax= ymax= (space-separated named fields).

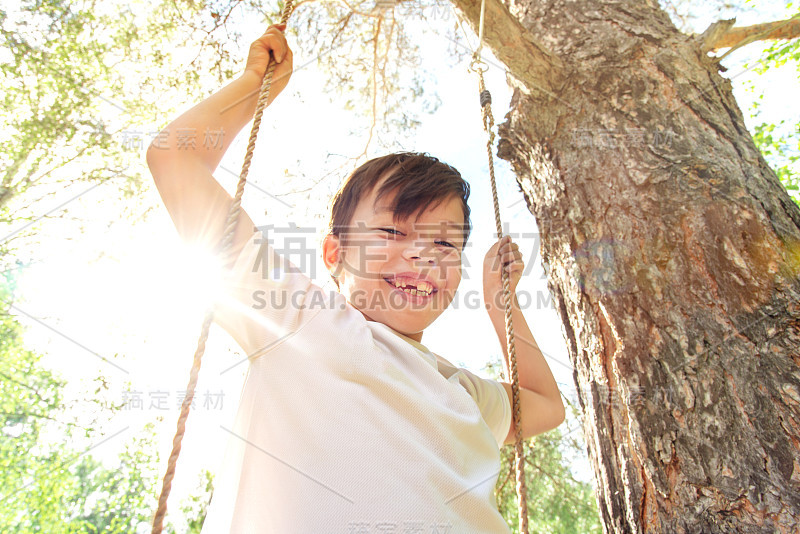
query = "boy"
xmin=147 ymin=24 xmax=564 ymax=533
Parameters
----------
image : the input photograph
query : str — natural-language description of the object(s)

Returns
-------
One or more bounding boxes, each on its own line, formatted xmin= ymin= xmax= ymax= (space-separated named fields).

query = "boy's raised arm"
xmin=146 ymin=24 xmax=293 ymax=264
xmin=483 ymin=236 xmax=566 ymax=444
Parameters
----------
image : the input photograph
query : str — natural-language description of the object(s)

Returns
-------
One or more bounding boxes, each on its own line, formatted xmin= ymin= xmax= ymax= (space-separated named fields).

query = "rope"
xmin=150 ymin=2 xmax=527 ymax=532
xmin=471 ymin=0 xmax=530 ymax=531
xmin=150 ymin=4 xmax=294 ymax=532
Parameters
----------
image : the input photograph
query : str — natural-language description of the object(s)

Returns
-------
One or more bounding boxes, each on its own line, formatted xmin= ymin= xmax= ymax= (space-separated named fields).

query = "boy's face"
xmin=323 ymin=176 xmax=465 ymax=342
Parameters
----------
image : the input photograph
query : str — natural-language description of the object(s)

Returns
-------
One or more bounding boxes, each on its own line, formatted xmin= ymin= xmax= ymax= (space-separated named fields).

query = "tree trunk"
xmin=450 ymin=0 xmax=800 ymax=532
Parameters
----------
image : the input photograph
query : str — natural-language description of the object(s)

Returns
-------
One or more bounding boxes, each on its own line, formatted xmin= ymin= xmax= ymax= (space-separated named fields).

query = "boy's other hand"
xmin=483 ymin=235 xmax=524 ymax=309
xmin=243 ymin=24 xmax=293 ymax=103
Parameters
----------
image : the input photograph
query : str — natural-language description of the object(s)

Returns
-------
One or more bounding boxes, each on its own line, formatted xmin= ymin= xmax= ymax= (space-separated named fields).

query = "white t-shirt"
xmin=203 ymin=228 xmax=512 ymax=533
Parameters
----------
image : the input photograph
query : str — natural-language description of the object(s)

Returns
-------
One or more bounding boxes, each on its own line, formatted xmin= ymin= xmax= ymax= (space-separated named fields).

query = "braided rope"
xmin=150 ymin=5 xmax=294 ymax=532
xmin=150 ymin=4 xmax=526 ymax=531
xmin=476 ymin=69 xmax=530 ymax=534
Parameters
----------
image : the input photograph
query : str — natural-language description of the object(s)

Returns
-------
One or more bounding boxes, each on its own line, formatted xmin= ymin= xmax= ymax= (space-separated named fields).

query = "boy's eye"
xmin=378 ymin=227 xmax=403 ymax=236
xmin=377 ymin=228 xmax=458 ymax=249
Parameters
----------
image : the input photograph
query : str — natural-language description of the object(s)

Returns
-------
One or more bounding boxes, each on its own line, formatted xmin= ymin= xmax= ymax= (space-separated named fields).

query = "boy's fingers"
xmin=257 ymin=25 xmax=290 ymax=61
xmin=485 ymin=236 xmax=521 ymax=270
xmin=266 ymin=41 xmax=285 ymax=63
xmin=276 ymin=38 xmax=288 ymax=63
xmin=506 ymin=259 xmax=524 ymax=271
xmin=500 ymin=247 xmax=519 ymax=260
xmin=265 ymin=23 xmax=286 ymax=33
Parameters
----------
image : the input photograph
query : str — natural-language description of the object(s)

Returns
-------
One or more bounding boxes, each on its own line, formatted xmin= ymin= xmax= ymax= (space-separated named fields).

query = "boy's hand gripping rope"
xmin=471 ymin=0 xmax=530 ymax=530
xmin=149 ymin=3 xmax=295 ymax=533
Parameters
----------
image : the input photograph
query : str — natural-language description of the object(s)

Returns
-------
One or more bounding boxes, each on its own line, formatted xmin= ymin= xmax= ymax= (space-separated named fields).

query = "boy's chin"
xmin=380 ymin=313 xmax=442 ymax=338
xmin=346 ymin=289 xmax=451 ymax=337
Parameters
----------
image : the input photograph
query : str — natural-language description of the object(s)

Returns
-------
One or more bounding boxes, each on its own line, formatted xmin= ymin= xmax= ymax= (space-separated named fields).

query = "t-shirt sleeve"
xmin=212 ymin=226 xmax=318 ymax=359
xmin=434 ymin=355 xmax=511 ymax=448
xmin=454 ymin=369 xmax=512 ymax=448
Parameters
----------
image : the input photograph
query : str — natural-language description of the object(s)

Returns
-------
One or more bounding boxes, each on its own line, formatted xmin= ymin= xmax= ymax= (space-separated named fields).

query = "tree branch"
xmin=702 ymin=15 xmax=800 ymax=54
xmin=449 ymin=0 xmax=564 ymax=92
xmin=356 ymin=15 xmax=382 ymax=162
xmin=0 ymin=370 xmax=50 ymax=406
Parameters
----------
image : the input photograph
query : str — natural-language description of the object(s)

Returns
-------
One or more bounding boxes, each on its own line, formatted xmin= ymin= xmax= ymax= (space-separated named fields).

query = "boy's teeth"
xmin=391 ymin=277 xmax=433 ymax=296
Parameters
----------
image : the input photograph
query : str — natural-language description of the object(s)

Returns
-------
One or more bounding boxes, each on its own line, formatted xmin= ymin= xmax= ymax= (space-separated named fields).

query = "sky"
xmin=5 ymin=0 xmax=799 ymax=528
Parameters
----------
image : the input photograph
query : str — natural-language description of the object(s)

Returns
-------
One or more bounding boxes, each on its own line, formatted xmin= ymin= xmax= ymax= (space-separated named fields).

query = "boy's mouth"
xmin=384 ymin=274 xmax=438 ymax=297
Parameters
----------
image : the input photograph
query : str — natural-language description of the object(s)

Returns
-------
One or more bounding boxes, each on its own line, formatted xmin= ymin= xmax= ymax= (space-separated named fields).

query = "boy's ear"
xmin=322 ymin=234 xmax=343 ymax=278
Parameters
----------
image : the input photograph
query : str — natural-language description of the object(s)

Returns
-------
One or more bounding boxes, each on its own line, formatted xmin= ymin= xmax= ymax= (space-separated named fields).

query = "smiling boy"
xmin=147 ymin=24 xmax=564 ymax=533
xmin=322 ymin=154 xmax=469 ymax=340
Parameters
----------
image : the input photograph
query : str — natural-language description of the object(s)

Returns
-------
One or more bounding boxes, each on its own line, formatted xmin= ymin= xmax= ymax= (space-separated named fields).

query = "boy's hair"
xmin=328 ymin=152 xmax=472 ymax=246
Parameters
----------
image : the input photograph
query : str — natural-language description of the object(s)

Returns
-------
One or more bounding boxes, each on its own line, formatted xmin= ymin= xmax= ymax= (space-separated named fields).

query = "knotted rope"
xmin=150 ymin=3 xmax=295 ymax=532
xmin=476 ymin=68 xmax=530 ymax=534
xmin=471 ymin=0 xmax=530 ymax=530
xmin=150 ymin=1 xmax=528 ymax=531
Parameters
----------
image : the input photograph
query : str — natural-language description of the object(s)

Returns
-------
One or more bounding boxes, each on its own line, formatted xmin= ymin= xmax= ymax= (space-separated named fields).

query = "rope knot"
xmin=479 ymin=89 xmax=492 ymax=108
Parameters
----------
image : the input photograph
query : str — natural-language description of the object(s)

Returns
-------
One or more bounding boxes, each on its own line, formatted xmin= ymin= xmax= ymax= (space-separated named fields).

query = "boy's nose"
xmin=402 ymin=245 xmax=436 ymax=264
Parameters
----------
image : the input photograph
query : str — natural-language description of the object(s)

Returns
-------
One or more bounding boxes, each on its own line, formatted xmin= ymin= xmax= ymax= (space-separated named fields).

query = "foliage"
xmin=752 ymin=120 xmax=800 ymax=204
xmin=288 ymin=0 xmax=453 ymax=154
xmin=659 ymin=1 xmax=799 ymax=206
xmin=0 ymin=270 xmax=210 ymax=532
xmin=747 ymin=1 xmax=800 ymax=206
xmin=176 ymin=469 xmax=215 ymax=534
xmin=494 ymin=407 xmax=603 ymax=534
xmin=0 ymin=0 xmax=459 ymax=258
xmin=0 ymin=0 xmax=251 ymax=256
xmin=482 ymin=362 xmax=602 ymax=533
xmin=0 ymin=277 xmax=79 ymax=532
xmin=751 ymin=0 xmax=799 ymax=74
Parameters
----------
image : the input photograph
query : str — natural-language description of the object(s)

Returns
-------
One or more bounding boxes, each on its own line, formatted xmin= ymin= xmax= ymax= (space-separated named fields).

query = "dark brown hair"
xmin=328 ymin=152 xmax=472 ymax=245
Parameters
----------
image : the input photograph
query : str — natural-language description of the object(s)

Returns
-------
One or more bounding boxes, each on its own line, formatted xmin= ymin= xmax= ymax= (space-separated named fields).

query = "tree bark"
xmin=450 ymin=0 xmax=800 ymax=532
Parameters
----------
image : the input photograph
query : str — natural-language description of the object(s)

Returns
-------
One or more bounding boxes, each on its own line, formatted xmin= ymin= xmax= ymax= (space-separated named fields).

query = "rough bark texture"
xmin=450 ymin=0 xmax=800 ymax=532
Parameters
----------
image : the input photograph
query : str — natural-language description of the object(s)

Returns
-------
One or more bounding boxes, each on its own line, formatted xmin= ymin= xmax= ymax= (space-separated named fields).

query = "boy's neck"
xmin=359 ymin=310 xmax=424 ymax=343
